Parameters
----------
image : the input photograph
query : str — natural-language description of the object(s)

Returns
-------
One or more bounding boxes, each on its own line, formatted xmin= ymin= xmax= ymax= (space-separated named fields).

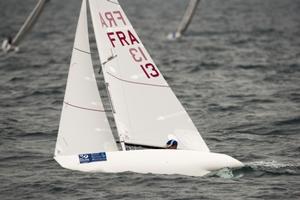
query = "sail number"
xmin=100 ymin=10 xmax=159 ymax=79
xmin=129 ymin=47 xmax=159 ymax=79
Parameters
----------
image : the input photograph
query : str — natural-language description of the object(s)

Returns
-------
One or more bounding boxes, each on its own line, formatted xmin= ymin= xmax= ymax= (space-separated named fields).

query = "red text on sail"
xmin=99 ymin=10 xmax=160 ymax=79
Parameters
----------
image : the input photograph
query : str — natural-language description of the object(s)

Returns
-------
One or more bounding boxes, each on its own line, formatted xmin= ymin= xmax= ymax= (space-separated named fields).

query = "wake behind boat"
xmin=54 ymin=0 xmax=243 ymax=177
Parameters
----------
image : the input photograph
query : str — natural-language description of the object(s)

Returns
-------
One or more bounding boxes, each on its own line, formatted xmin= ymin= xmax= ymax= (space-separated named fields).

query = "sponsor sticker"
xmin=79 ymin=152 xmax=107 ymax=164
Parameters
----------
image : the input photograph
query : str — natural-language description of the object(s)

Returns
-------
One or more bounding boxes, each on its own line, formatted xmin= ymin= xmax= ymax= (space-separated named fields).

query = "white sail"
xmin=171 ymin=0 xmax=200 ymax=39
xmin=55 ymin=0 xmax=118 ymax=156
xmin=89 ymin=0 xmax=209 ymax=151
xmin=2 ymin=0 xmax=49 ymax=53
xmin=12 ymin=0 xmax=49 ymax=45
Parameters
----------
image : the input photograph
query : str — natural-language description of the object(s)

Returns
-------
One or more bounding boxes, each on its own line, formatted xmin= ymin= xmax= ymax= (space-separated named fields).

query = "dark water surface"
xmin=1 ymin=0 xmax=300 ymax=199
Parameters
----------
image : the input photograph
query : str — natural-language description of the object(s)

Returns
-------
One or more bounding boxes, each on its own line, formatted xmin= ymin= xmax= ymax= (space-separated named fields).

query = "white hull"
xmin=54 ymin=150 xmax=243 ymax=177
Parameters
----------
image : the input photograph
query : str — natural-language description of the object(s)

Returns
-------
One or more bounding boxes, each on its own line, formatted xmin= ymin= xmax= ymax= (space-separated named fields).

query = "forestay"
xmin=55 ymin=0 xmax=118 ymax=156
xmin=89 ymin=0 xmax=209 ymax=151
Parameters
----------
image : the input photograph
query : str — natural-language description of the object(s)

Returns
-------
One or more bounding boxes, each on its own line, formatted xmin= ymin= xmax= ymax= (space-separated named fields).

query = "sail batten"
xmin=63 ymin=101 xmax=106 ymax=112
xmin=89 ymin=0 xmax=209 ymax=152
xmin=73 ymin=47 xmax=92 ymax=54
xmin=55 ymin=0 xmax=118 ymax=156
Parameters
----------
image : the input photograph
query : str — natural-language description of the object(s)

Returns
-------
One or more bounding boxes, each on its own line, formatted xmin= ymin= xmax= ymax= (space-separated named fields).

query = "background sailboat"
xmin=1 ymin=0 xmax=49 ymax=53
xmin=54 ymin=0 xmax=243 ymax=177
xmin=168 ymin=0 xmax=201 ymax=40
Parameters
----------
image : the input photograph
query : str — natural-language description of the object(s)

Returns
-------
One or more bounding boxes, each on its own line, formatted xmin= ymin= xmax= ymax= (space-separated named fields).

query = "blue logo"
xmin=79 ymin=152 xmax=107 ymax=164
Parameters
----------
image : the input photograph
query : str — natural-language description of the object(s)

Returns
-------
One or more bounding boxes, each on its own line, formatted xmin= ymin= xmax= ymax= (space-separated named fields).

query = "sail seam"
xmin=64 ymin=101 xmax=105 ymax=112
xmin=106 ymin=0 xmax=119 ymax=5
xmin=107 ymin=72 xmax=170 ymax=88
xmin=74 ymin=47 xmax=91 ymax=54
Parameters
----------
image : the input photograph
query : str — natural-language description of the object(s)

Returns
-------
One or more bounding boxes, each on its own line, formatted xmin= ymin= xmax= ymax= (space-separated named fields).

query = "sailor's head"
xmin=166 ymin=139 xmax=178 ymax=149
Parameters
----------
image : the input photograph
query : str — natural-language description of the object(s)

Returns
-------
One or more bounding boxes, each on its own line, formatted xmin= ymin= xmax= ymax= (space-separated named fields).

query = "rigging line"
xmin=74 ymin=47 xmax=91 ymax=54
xmin=106 ymin=72 xmax=170 ymax=88
xmin=64 ymin=101 xmax=106 ymax=112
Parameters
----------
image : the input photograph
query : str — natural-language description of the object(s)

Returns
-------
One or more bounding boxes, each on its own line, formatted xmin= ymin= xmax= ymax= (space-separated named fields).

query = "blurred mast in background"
xmin=168 ymin=0 xmax=200 ymax=40
xmin=1 ymin=0 xmax=50 ymax=53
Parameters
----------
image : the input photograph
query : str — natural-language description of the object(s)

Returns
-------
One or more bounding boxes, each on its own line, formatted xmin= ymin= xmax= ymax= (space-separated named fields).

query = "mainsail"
xmin=55 ymin=0 xmax=118 ymax=156
xmin=89 ymin=0 xmax=209 ymax=151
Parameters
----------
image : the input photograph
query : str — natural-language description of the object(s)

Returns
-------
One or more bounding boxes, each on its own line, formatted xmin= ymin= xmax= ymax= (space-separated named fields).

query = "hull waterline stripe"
xmin=107 ymin=72 xmax=170 ymax=88
xmin=64 ymin=101 xmax=105 ymax=112
xmin=74 ymin=47 xmax=91 ymax=54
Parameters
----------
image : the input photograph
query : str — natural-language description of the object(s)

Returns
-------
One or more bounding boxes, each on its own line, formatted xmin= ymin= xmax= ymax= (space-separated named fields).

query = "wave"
xmin=207 ymin=160 xmax=300 ymax=178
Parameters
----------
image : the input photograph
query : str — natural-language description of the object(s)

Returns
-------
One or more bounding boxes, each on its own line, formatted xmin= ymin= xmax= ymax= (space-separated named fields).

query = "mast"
xmin=101 ymin=48 xmax=127 ymax=151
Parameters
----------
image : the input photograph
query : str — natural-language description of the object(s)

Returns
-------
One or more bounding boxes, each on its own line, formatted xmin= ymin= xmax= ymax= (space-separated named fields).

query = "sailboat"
xmin=54 ymin=0 xmax=243 ymax=177
xmin=2 ymin=0 xmax=49 ymax=53
xmin=168 ymin=0 xmax=201 ymax=40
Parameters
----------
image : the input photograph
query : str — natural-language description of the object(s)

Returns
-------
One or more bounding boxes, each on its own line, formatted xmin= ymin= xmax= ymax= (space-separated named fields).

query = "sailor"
xmin=166 ymin=139 xmax=178 ymax=149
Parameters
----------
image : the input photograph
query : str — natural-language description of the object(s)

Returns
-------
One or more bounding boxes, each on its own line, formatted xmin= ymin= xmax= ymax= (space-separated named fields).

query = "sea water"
xmin=0 ymin=0 xmax=299 ymax=199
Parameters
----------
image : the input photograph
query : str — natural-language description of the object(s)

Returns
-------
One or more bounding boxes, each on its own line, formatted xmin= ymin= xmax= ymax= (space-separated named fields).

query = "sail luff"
xmin=55 ymin=0 xmax=118 ymax=156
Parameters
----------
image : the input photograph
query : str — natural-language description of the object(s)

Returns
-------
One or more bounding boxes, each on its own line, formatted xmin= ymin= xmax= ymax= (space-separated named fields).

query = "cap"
xmin=166 ymin=139 xmax=178 ymax=147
